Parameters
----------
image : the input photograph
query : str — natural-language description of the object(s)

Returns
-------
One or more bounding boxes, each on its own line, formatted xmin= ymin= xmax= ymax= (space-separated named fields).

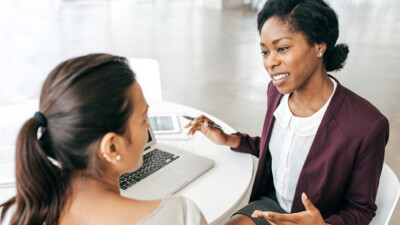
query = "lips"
xmin=269 ymin=72 xmax=290 ymax=88
xmin=271 ymin=73 xmax=289 ymax=81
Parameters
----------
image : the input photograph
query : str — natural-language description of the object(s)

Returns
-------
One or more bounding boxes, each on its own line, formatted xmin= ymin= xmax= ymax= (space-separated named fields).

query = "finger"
xmin=301 ymin=192 xmax=316 ymax=214
xmin=251 ymin=211 xmax=275 ymax=221
xmin=193 ymin=115 xmax=216 ymax=127
xmin=251 ymin=210 xmax=264 ymax=218
xmin=189 ymin=124 xmax=201 ymax=135
xmin=199 ymin=121 xmax=210 ymax=133
xmin=184 ymin=122 xmax=192 ymax=129
xmin=265 ymin=212 xmax=298 ymax=223
xmin=203 ymin=121 xmax=215 ymax=130
xmin=191 ymin=115 xmax=207 ymax=125
xmin=251 ymin=211 xmax=295 ymax=225
xmin=202 ymin=117 xmax=216 ymax=125
xmin=187 ymin=123 xmax=201 ymax=135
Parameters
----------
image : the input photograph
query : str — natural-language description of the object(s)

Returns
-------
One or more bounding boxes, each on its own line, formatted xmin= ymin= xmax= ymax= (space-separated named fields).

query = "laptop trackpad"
xmin=150 ymin=169 xmax=189 ymax=190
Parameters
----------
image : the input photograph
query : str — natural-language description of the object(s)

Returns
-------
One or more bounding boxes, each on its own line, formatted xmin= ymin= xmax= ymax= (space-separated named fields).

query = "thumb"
xmin=302 ymin=192 xmax=317 ymax=214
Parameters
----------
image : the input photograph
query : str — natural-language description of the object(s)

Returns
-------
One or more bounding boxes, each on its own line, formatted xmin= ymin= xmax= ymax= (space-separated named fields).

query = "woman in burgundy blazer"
xmin=232 ymin=77 xmax=389 ymax=224
xmin=185 ymin=0 xmax=389 ymax=224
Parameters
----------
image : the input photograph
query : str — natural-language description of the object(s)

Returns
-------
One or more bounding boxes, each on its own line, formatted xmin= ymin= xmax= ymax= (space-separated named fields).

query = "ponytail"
xmin=1 ymin=117 xmax=66 ymax=225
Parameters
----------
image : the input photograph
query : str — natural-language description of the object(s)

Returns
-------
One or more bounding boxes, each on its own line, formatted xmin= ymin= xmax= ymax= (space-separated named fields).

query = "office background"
xmin=0 ymin=0 xmax=399 ymax=224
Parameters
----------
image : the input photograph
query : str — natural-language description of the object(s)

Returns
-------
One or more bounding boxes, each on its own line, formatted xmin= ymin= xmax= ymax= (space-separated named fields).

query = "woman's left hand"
xmin=252 ymin=193 xmax=328 ymax=225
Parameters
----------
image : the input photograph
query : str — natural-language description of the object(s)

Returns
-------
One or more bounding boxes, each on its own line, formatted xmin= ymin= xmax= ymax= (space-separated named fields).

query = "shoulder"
xmin=137 ymin=196 xmax=207 ymax=225
xmin=162 ymin=196 xmax=206 ymax=219
xmin=330 ymin=83 xmax=389 ymax=145
xmin=335 ymin=84 xmax=388 ymax=126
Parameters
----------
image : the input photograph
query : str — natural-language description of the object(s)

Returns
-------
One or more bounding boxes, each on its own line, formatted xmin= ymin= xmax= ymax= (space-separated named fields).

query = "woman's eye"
xmin=277 ymin=47 xmax=288 ymax=52
xmin=261 ymin=51 xmax=269 ymax=56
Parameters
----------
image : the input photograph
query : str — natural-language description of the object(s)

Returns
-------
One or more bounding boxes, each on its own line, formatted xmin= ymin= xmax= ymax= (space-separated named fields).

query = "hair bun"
xmin=325 ymin=43 xmax=349 ymax=72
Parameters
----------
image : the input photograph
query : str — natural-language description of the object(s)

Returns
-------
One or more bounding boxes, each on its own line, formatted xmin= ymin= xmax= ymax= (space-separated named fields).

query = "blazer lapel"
xmin=260 ymin=86 xmax=283 ymax=158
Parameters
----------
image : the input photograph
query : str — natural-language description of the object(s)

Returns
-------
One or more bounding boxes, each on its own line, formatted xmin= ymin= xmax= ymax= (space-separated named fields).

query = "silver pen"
xmin=182 ymin=115 xmax=223 ymax=130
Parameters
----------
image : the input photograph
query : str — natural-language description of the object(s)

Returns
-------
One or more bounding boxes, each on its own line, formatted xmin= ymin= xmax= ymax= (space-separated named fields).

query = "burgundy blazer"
xmin=231 ymin=76 xmax=389 ymax=225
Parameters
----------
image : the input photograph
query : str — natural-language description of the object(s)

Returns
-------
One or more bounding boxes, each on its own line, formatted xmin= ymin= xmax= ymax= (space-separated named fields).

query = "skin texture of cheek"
xmin=285 ymin=50 xmax=319 ymax=94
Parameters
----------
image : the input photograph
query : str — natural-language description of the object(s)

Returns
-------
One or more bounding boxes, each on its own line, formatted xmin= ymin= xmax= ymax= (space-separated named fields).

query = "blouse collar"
xmin=273 ymin=78 xmax=337 ymax=136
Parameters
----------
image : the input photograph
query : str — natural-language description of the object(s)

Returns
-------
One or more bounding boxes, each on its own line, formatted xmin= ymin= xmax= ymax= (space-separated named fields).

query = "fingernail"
xmin=263 ymin=212 xmax=269 ymax=216
xmin=302 ymin=192 xmax=307 ymax=199
xmin=251 ymin=214 xmax=258 ymax=218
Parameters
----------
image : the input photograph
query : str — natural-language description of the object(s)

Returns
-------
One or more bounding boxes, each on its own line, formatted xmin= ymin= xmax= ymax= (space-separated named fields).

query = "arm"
xmin=325 ymin=116 xmax=389 ymax=225
xmin=230 ymin=132 xmax=262 ymax=157
xmin=185 ymin=116 xmax=261 ymax=157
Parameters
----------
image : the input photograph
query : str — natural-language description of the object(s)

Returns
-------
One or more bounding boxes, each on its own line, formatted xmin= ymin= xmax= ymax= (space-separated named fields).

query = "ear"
xmin=316 ymin=42 xmax=327 ymax=57
xmin=99 ymin=132 xmax=123 ymax=164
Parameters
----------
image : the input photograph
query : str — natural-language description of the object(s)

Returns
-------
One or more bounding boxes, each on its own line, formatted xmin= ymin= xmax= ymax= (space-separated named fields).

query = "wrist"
xmin=225 ymin=134 xmax=240 ymax=148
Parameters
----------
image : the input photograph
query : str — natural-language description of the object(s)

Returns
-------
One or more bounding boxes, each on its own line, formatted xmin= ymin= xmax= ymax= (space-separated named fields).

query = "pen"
xmin=182 ymin=115 xmax=223 ymax=130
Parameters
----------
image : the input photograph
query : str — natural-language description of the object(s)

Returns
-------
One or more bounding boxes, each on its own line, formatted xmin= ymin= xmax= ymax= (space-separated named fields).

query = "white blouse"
xmin=0 ymin=196 xmax=207 ymax=225
xmin=268 ymin=78 xmax=337 ymax=212
xmin=136 ymin=195 xmax=208 ymax=225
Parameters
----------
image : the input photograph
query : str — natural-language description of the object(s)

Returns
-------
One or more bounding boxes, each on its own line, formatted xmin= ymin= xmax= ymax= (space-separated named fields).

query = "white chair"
xmin=127 ymin=58 xmax=163 ymax=101
xmin=370 ymin=163 xmax=400 ymax=225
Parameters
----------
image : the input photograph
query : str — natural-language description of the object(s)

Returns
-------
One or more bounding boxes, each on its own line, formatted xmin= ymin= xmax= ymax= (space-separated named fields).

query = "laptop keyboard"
xmin=119 ymin=149 xmax=180 ymax=190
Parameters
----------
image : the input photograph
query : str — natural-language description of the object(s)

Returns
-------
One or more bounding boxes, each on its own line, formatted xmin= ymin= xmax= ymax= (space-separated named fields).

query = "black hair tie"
xmin=34 ymin=112 xmax=47 ymax=128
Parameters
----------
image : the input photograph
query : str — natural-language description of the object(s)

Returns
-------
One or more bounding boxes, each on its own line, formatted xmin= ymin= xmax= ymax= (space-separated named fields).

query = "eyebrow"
xmin=260 ymin=37 xmax=292 ymax=46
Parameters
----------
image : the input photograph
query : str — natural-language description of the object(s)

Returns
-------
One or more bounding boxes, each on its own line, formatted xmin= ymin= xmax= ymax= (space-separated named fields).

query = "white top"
xmin=268 ymin=78 xmax=337 ymax=212
xmin=0 ymin=196 xmax=207 ymax=225
xmin=136 ymin=195 xmax=207 ymax=225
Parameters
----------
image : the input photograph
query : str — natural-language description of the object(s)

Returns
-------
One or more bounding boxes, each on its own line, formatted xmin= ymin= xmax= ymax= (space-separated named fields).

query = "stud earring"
xmin=103 ymin=153 xmax=107 ymax=158
xmin=116 ymin=155 xmax=121 ymax=161
xmin=319 ymin=53 xmax=322 ymax=57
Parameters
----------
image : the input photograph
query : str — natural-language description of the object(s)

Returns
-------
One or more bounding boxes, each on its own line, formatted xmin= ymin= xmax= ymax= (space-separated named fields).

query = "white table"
xmin=0 ymin=99 xmax=254 ymax=225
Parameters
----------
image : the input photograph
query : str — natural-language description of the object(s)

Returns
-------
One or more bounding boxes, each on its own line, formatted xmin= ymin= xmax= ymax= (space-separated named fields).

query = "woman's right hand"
xmin=184 ymin=115 xmax=240 ymax=148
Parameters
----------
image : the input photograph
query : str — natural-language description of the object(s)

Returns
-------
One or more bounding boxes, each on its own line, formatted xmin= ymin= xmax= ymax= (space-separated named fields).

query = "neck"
xmin=60 ymin=171 xmax=122 ymax=224
xmin=289 ymin=72 xmax=334 ymax=117
xmin=70 ymin=171 xmax=121 ymax=195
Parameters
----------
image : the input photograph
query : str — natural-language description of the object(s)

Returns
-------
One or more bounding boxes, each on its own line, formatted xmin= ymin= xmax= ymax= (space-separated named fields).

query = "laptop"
xmin=119 ymin=126 xmax=215 ymax=200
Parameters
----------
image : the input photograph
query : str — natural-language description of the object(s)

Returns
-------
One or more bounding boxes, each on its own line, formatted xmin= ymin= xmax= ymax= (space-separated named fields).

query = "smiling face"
xmin=260 ymin=16 xmax=326 ymax=94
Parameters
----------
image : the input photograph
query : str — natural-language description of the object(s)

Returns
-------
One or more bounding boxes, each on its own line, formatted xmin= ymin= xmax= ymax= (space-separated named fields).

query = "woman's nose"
xmin=264 ymin=52 xmax=280 ymax=70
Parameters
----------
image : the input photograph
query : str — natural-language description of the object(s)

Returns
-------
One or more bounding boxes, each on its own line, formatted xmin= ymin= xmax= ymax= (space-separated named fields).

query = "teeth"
xmin=272 ymin=73 xmax=289 ymax=81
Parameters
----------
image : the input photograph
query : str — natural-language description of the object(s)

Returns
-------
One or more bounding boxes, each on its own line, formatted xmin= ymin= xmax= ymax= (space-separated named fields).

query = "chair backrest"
xmin=127 ymin=58 xmax=163 ymax=101
xmin=370 ymin=163 xmax=400 ymax=225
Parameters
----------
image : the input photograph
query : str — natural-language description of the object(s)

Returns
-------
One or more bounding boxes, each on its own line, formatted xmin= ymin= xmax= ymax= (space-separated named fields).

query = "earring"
xmin=116 ymin=155 xmax=121 ymax=161
xmin=319 ymin=53 xmax=322 ymax=57
xmin=103 ymin=153 xmax=107 ymax=158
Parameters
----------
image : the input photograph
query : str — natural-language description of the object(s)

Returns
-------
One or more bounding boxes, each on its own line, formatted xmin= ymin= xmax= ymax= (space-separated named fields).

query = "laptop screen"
xmin=144 ymin=125 xmax=156 ymax=150
xmin=147 ymin=130 xmax=152 ymax=143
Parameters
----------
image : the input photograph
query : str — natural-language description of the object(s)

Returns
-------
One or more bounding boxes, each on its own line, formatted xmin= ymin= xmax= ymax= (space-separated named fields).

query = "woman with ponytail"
xmin=185 ymin=0 xmax=389 ymax=225
xmin=1 ymin=54 xmax=207 ymax=225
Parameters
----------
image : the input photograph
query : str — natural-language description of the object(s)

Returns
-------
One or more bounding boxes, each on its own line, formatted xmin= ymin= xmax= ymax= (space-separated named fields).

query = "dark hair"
xmin=0 ymin=54 xmax=136 ymax=225
xmin=257 ymin=0 xmax=349 ymax=71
